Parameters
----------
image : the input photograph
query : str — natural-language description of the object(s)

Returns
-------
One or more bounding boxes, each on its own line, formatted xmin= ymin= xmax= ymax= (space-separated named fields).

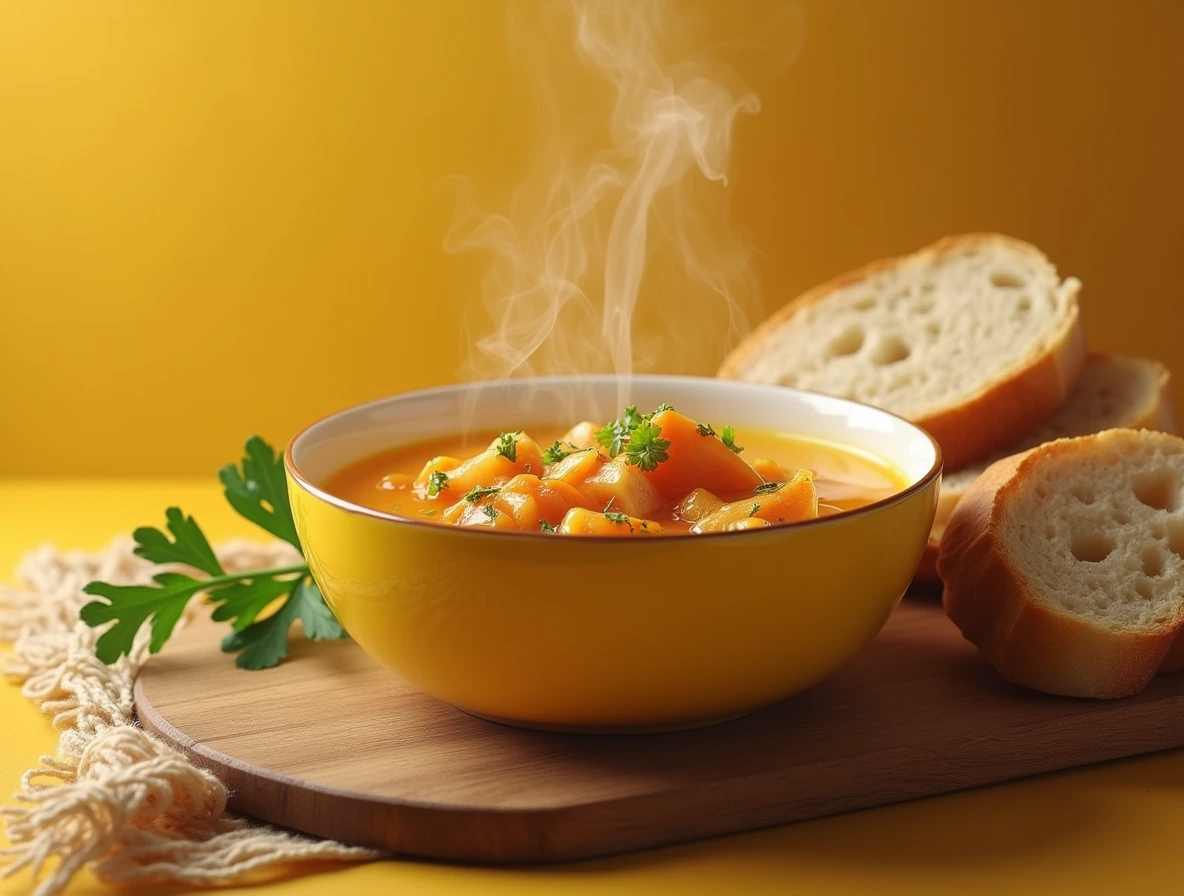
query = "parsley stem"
xmin=198 ymin=564 xmax=309 ymax=590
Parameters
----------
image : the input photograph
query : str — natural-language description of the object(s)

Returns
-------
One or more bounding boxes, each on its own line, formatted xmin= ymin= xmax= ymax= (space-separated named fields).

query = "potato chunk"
xmin=440 ymin=473 xmax=592 ymax=530
xmin=690 ymin=470 xmax=818 ymax=533
xmin=673 ymin=488 xmax=724 ymax=523
xmin=557 ymin=507 xmax=662 ymax=536
xmin=751 ymin=458 xmax=788 ymax=483
xmin=545 ymin=450 xmax=663 ymax=518
xmin=639 ymin=410 xmax=763 ymax=501
xmin=428 ymin=433 xmax=544 ymax=498
xmin=560 ymin=421 xmax=606 ymax=453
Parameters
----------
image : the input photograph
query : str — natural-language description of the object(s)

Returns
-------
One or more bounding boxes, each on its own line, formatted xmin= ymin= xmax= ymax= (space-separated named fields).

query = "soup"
xmin=322 ymin=404 xmax=907 ymax=536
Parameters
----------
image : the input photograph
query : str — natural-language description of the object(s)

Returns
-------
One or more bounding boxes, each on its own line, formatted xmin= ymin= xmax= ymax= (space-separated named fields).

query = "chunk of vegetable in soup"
xmin=322 ymin=404 xmax=907 ymax=536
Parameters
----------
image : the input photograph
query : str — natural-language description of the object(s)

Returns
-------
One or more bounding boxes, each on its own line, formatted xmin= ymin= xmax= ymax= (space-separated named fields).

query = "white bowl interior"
xmin=290 ymin=376 xmax=939 ymax=489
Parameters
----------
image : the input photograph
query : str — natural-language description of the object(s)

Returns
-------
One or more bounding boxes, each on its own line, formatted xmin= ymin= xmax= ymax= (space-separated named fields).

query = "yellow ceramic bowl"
xmin=286 ymin=376 xmax=941 ymax=732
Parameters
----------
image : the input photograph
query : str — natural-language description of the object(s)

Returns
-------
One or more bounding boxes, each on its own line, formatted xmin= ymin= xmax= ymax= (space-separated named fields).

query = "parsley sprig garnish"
xmin=542 ymin=440 xmax=578 ymax=464
xmin=624 ymin=421 xmax=671 ymax=472
xmin=604 ymin=511 xmax=634 ymax=532
xmin=426 ymin=469 xmax=449 ymax=497
xmin=464 ymin=485 xmax=501 ymax=502
xmin=594 ymin=404 xmax=675 ymax=470
xmin=495 ymin=431 xmax=522 ymax=462
xmin=79 ymin=437 xmax=346 ymax=671
xmin=721 ymin=425 xmax=744 ymax=454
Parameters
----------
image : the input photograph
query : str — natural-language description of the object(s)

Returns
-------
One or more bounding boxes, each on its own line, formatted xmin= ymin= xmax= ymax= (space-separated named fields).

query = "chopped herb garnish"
xmin=419 ymin=508 xmax=438 ymax=517
xmin=721 ymin=426 xmax=744 ymax=454
xmin=749 ymin=503 xmax=762 ymax=517
xmin=696 ymin=422 xmax=716 ymax=437
xmin=539 ymin=519 xmax=558 ymax=533
xmin=542 ymin=440 xmax=575 ymax=464
xmin=426 ymin=470 xmax=449 ymax=497
xmin=641 ymin=521 xmax=649 ymax=530
xmin=604 ymin=511 xmax=633 ymax=531
xmin=464 ymin=485 xmax=501 ymax=502
xmin=754 ymin=481 xmax=783 ymax=494
xmin=624 ymin=421 xmax=671 ymax=472
xmin=596 ymin=404 xmax=676 ymax=459
xmin=495 ymin=431 xmax=522 ymax=462
xmin=482 ymin=505 xmax=500 ymax=521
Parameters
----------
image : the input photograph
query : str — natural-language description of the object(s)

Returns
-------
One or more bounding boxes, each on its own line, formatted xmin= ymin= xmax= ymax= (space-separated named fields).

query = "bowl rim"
xmin=285 ymin=374 xmax=943 ymax=544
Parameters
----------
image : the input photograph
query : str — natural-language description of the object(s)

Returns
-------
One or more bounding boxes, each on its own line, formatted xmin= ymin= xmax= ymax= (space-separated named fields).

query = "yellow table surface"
xmin=3 ymin=479 xmax=1183 ymax=896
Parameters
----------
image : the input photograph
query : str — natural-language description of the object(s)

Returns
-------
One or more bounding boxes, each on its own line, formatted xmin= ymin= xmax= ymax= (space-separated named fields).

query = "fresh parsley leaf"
xmin=80 ymin=559 xmax=312 ymax=664
xmin=650 ymin=403 xmax=675 ymax=416
xmin=604 ymin=511 xmax=635 ymax=532
xmin=81 ymin=573 xmax=211 ymax=662
xmin=218 ymin=436 xmax=301 ymax=549
xmin=749 ymin=502 xmax=762 ymax=517
xmin=595 ymin=405 xmax=647 ymax=456
xmin=695 ymin=422 xmax=716 ymax=437
xmin=132 ymin=507 xmax=225 ymax=577
xmin=482 ymin=505 xmax=500 ymax=521
xmin=542 ymin=440 xmax=574 ymax=464
xmin=721 ymin=426 xmax=744 ymax=454
xmin=426 ymin=470 xmax=449 ymax=497
xmin=220 ymin=580 xmax=346 ymax=670
xmin=539 ymin=519 xmax=558 ymax=533
xmin=595 ymin=420 xmax=628 ymax=456
xmin=624 ymin=421 xmax=671 ymax=472
xmin=210 ymin=575 xmax=298 ymax=631
xmin=79 ymin=435 xmax=354 ymax=672
xmin=419 ymin=508 xmax=438 ymax=517
xmin=464 ymin=485 xmax=501 ymax=502
xmin=754 ymin=481 xmax=784 ymax=494
xmin=495 ymin=431 xmax=522 ymax=462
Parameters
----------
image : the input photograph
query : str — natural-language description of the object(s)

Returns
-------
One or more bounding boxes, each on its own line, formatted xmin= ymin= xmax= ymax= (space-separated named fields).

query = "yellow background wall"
xmin=1 ymin=0 xmax=1181 ymax=475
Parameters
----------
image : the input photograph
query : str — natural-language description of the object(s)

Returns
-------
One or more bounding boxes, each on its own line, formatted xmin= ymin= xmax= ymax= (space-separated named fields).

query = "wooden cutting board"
xmin=134 ymin=596 xmax=1184 ymax=863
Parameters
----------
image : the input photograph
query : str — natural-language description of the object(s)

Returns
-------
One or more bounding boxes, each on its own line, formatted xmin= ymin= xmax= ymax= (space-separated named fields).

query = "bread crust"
xmin=937 ymin=435 xmax=1184 ymax=699
xmin=718 ymin=233 xmax=1087 ymax=470
xmin=914 ymin=355 xmax=1179 ymax=586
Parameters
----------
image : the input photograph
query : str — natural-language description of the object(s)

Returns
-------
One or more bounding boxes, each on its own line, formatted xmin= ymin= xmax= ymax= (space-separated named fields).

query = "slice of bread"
xmin=938 ymin=428 xmax=1184 ymax=698
xmin=718 ymin=234 xmax=1086 ymax=469
xmin=915 ymin=354 xmax=1178 ymax=583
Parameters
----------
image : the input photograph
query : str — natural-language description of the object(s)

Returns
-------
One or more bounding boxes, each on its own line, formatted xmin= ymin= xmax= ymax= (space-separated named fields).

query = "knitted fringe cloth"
xmin=0 ymin=539 xmax=383 ymax=896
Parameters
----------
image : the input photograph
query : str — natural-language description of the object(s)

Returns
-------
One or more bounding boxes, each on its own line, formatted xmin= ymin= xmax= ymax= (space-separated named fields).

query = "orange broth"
xmin=322 ymin=417 xmax=907 ymax=536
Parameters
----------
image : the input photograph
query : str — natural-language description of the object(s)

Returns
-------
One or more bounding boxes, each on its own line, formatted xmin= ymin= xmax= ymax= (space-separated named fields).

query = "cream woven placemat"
xmin=0 ymin=539 xmax=382 ymax=896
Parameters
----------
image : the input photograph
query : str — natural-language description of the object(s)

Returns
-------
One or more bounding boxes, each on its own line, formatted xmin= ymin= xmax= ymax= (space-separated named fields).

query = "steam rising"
xmin=448 ymin=0 xmax=799 ymax=414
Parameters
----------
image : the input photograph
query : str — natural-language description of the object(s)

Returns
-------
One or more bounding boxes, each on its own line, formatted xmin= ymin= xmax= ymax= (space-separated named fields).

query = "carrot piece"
xmin=556 ymin=507 xmax=662 ymax=536
xmin=690 ymin=470 xmax=818 ymax=533
xmin=639 ymin=410 xmax=763 ymax=501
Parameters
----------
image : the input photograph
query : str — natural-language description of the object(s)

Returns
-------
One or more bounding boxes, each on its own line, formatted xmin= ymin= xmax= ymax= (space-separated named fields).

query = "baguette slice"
xmin=915 ymin=354 xmax=1178 ymax=583
xmin=938 ymin=429 xmax=1184 ymax=698
xmin=718 ymin=234 xmax=1086 ymax=469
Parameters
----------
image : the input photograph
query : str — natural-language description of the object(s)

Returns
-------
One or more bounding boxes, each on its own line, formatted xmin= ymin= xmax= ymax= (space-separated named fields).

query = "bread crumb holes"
xmin=1132 ymin=470 xmax=1180 ymax=512
xmin=871 ymin=334 xmax=910 ymax=366
xmin=1135 ymin=580 xmax=1154 ymax=600
xmin=991 ymin=271 xmax=1025 ymax=288
xmin=1071 ymin=485 xmax=1095 ymax=504
xmin=1071 ymin=531 xmax=1114 ymax=563
xmin=1142 ymin=547 xmax=1165 ymax=577
xmin=1166 ymin=518 xmax=1184 ymax=560
xmin=827 ymin=326 xmax=865 ymax=358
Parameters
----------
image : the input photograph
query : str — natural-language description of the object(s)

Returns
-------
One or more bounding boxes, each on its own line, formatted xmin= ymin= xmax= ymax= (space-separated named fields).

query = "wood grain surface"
xmin=134 ymin=597 xmax=1184 ymax=863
